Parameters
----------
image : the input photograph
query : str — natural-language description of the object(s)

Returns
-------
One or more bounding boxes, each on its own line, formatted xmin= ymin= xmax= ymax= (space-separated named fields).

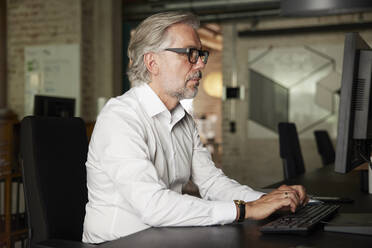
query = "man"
xmin=82 ymin=12 xmax=308 ymax=244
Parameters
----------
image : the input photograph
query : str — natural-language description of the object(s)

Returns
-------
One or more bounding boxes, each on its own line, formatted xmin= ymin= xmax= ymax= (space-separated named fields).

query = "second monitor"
xmin=33 ymin=95 xmax=75 ymax=118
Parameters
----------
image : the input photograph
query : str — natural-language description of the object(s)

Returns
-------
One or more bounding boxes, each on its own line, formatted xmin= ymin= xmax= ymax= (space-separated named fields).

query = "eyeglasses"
xmin=164 ymin=48 xmax=209 ymax=64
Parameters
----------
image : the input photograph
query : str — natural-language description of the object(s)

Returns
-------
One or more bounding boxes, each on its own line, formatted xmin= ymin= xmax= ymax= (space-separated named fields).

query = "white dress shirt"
xmin=82 ymin=83 xmax=264 ymax=243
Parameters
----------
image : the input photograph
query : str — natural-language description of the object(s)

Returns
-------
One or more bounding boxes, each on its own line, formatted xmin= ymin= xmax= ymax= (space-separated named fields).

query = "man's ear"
xmin=143 ymin=52 xmax=159 ymax=75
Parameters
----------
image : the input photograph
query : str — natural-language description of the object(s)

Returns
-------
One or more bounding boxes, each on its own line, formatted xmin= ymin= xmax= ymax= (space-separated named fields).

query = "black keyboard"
xmin=260 ymin=203 xmax=340 ymax=234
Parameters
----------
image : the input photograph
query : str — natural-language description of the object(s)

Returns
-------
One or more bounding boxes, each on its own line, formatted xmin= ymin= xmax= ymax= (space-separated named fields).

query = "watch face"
xmin=234 ymin=200 xmax=245 ymax=205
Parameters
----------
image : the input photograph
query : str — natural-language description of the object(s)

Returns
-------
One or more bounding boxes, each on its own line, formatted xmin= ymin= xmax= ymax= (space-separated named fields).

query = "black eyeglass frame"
xmin=164 ymin=48 xmax=209 ymax=64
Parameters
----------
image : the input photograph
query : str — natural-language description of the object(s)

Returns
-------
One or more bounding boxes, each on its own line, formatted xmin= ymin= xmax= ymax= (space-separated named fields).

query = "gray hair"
xmin=127 ymin=12 xmax=200 ymax=84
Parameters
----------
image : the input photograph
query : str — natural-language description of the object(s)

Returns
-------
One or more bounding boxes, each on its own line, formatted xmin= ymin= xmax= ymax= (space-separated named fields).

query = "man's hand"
xmin=244 ymin=185 xmax=309 ymax=220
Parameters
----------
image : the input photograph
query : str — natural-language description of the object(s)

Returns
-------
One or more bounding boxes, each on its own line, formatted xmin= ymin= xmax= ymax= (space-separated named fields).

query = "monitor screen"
xmin=335 ymin=33 xmax=372 ymax=173
xmin=33 ymin=95 xmax=75 ymax=118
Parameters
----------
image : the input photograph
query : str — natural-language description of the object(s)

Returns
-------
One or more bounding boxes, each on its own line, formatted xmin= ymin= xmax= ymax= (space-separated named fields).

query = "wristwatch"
xmin=234 ymin=200 xmax=246 ymax=222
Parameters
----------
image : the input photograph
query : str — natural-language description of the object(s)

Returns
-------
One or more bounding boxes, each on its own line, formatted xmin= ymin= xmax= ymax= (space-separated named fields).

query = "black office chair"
xmin=314 ymin=130 xmax=335 ymax=166
xmin=278 ymin=122 xmax=305 ymax=180
xmin=20 ymin=116 xmax=95 ymax=248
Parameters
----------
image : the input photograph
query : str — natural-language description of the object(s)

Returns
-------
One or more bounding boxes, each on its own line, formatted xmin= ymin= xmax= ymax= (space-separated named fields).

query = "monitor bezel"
xmin=335 ymin=33 xmax=372 ymax=173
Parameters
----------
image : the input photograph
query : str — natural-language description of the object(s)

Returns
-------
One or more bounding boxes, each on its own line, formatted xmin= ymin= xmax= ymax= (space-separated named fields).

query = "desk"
xmin=267 ymin=165 xmax=372 ymax=213
xmin=99 ymin=166 xmax=372 ymax=248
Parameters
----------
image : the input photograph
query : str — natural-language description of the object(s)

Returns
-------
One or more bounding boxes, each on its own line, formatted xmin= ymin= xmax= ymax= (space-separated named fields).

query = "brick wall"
xmin=7 ymin=0 xmax=81 ymax=119
xmin=0 ymin=0 xmax=6 ymax=108
xmin=81 ymin=0 xmax=95 ymax=120
xmin=6 ymin=0 xmax=122 ymax=121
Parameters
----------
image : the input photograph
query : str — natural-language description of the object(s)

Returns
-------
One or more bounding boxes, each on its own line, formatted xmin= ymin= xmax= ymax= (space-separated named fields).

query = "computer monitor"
xmin=33 ymin=95 xmax=75 ymax=118
xmin=335 ymin=32 xmax=372 ymax=173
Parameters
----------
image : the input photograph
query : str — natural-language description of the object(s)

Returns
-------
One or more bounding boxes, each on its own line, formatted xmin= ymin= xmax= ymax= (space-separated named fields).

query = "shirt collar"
xmin=170 ymin=103 xmax=186 ymax=126
xmin=137 ymin=83 xmax=185 ymax=121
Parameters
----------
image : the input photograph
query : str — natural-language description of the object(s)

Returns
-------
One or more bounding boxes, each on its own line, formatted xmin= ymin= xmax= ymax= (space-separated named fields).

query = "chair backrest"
xmin=314 ymin=130 xmax=335 ymax=166
xmin=20 ymin=116 xmax=88 ymax=245
xmin=278 ymin=122 xmax=305 ymax=180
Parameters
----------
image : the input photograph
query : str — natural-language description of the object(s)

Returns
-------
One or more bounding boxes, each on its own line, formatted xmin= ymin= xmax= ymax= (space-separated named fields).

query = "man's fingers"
xmin=279 ymin=184 xmax=308 ymax=205
xmin=283 ymin=191 xmax=301 ymax=209
xmin=266 ymin=190 xmax=301 ymax=211
xmin=289 ymin=185 xmax=307 ymax=204
xmin=278 ymin=197 xmax=297 ymax=213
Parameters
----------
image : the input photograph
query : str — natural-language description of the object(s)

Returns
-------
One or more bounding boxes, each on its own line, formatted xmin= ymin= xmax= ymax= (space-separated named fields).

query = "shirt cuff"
xmin=244 ymin=191 xmax=266 ymax=202
xmin=212 ymin=201 xmax=237 ymax=225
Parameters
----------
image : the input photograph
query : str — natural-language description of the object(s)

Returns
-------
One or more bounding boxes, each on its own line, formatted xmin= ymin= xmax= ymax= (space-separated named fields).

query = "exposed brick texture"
xmin=6 ymin=0 xmax=120 ymax=122
xmin=81 ymin=0 xmax=95 ymax=121
xmin=6 ymin=0 xmax=81 ymax=119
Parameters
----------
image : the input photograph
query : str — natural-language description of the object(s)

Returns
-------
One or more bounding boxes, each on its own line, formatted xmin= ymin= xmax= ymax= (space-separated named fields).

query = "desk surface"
xmin=99 ymin=166 xmax=372 ymax=248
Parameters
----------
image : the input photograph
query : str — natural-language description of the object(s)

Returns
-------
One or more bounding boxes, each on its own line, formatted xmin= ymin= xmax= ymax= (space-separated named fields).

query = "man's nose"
xmin=193 ymin=56 xmax=206 ymax=70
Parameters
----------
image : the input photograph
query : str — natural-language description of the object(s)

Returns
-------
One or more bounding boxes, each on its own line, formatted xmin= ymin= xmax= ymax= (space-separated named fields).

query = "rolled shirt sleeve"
xmin=189 ymin=116 xmax=265 ymax=203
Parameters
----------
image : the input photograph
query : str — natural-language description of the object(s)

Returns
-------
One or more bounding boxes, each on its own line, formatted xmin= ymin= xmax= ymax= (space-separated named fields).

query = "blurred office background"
xmin=1 ymin=0 xmax=372 ymax=190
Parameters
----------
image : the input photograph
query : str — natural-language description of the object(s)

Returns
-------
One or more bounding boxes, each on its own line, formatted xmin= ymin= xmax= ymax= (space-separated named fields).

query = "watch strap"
xmin=234 ymin=200 xmax=245 ymax=222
